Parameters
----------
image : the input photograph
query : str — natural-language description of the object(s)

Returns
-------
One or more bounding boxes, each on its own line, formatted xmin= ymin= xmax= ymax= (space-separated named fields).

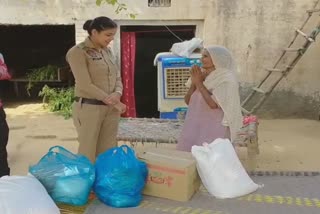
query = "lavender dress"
xmin=176 ymin=90 xmax=230 ymax=152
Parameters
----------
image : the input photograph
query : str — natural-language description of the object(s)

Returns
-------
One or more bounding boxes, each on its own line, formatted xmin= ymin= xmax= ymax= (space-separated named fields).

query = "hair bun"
xmin=83 ymin=20 xmax=93 ymax=30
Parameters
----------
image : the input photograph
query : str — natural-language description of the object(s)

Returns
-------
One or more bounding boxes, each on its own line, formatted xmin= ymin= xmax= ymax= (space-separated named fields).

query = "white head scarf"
xmin=203 ymin=45 xmax=243 ymax=142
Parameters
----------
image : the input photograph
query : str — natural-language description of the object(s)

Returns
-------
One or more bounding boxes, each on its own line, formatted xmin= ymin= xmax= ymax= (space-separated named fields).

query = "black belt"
xmin=75 ymin=97 xmax=105 ymax=105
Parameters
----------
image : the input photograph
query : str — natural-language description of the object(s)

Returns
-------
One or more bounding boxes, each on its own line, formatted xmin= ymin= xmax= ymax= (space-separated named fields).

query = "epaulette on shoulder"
xmin=77 ymin=42 xmax=89 ymax=51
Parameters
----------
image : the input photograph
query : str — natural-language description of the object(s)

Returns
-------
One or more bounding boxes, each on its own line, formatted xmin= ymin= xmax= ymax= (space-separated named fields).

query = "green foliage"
xmin=26 ymin=65 xmax=59 ymax=95
xmin=96 ymin=0 xmax=137 ymax=19
xmin=129 ymin=13 xmax=136 ymax=19
xmin=96 ymin=0 xmax=118 ymax=6
xmin=39 ymin=85 xmax=75 ymax=119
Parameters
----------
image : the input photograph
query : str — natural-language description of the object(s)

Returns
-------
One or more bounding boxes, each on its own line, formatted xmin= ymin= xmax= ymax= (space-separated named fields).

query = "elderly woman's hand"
xmin=190 ymin=65 xmax=203 ymax=86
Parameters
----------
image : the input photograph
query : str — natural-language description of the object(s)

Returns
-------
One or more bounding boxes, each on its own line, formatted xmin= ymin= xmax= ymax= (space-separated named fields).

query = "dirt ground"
xmin=4 ymin=103 xmax=320 ymax=175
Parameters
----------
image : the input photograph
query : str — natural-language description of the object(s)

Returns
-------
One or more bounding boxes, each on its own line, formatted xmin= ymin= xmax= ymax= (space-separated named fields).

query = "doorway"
xmin=0 ymin=24 xmax=75 ymax=100
xmin=121 ymin=25 xmax=195 ymax=118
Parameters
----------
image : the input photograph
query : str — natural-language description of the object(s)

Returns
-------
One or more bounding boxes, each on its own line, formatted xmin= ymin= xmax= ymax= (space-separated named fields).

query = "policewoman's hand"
xmin=104 ymin=92 xmax=121 ymax=105
xmin=114 ymin=102 xmax=127 ymax=114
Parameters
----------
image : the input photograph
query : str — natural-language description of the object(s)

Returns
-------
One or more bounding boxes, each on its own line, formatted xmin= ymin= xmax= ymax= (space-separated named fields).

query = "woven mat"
xmin=58 ymin=203 xmax=88 ymax=214
xmin=117 ymin=117 xmax=257 ymax=146
xmin=117 ymin=118 xmax=183 ymax=143
xmin=57 ymin=195 xmax=95 ymax=214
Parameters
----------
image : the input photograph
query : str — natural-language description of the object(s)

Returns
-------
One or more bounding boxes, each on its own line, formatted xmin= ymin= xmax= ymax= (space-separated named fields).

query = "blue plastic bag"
xmin=29 ymin=146 xmax=95 ymax=206
xmin=94 ymin=145 xmax=148 ymax=208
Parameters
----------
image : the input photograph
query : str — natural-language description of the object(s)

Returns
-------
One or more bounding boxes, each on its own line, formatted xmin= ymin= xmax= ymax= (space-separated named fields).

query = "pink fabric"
xmin=243 ymin=115 xmax=258 ymax=125
xmin=176 ymin=90 xmax=230 ymax=152
xmin=120 ymin=32 xmax=137 ymax=117
xmin=0 ymin=58 xmax=10 ymax=81
xmin=0 ymin=57 xmax=10 ymax=108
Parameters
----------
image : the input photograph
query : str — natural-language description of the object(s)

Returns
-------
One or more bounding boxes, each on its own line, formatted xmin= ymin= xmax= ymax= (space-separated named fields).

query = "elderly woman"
xmin=176 ymin=46 xmax=243 ymax=152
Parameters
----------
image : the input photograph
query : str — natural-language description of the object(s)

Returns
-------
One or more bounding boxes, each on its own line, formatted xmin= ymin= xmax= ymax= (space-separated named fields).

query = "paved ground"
xmin=84 ymin=173 xmax=320 ymax=214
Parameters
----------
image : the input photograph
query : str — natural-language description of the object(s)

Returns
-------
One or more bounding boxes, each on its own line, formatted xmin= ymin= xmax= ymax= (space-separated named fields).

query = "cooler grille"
xmin=164 ymin=68 xmax=190 ymax=98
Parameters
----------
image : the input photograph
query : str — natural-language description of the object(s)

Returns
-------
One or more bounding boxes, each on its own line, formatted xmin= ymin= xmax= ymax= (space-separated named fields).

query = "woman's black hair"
xmin=83 ymin=16 xmax=117 ymax=35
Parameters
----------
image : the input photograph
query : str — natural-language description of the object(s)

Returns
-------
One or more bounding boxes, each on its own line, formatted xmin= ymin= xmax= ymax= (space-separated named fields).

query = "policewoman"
xmin=66 ymin=16 xmax=126 ymax=163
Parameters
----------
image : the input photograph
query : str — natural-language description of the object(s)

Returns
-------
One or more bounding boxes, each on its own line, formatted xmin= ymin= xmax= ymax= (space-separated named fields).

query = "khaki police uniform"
xmin=66 ymin=37 xmax=123 ymax=163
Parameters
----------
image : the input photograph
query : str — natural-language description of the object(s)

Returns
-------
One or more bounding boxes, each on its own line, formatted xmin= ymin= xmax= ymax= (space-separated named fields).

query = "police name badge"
xmin=86 ymin=49 xmax=102 ymax=61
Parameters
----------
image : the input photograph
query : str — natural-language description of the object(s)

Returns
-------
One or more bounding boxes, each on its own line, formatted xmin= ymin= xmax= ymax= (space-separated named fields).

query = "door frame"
xmin=111 ymin=20 xmax=204 ymax=65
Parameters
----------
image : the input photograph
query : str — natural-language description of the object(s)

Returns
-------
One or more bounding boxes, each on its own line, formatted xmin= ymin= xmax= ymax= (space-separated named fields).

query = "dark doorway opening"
xmin=0 ymin=24 xmax=75 ymax=100
xmin=121 ymin=25 xmax=195 ymax=118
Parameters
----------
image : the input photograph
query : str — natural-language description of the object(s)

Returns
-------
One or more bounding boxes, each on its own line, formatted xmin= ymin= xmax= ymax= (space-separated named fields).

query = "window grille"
xmin=148 ymin=0 xmax=171 ymax=7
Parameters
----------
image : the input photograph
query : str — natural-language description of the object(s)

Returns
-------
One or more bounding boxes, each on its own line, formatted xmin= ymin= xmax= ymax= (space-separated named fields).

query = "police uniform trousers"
xmin=72 ymin=101 xmax=120 ymax=163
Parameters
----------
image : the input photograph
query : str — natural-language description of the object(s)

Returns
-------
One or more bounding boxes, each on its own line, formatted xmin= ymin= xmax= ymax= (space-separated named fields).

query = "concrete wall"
xmin=0 ymin=0 xmax=319 ymax=118
xmin=202 ymin=0 xmax=320 ymax=119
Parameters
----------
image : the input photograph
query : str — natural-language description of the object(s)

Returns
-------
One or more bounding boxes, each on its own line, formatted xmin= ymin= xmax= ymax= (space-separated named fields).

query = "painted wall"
xmin=202 ymin=0 xmax=320 ymax=118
